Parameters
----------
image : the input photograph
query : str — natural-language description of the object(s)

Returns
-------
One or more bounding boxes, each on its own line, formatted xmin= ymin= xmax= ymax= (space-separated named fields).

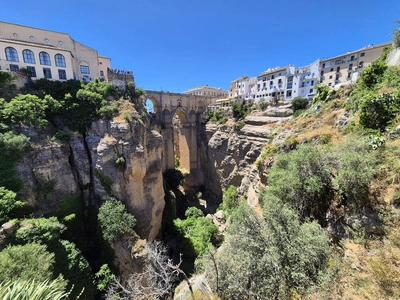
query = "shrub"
xmin=185 ymin=206 xmax=204 ymax=218
xmin=52 ymin=130 xmax=71 ymax=142
xmin=0 ymin=187 xmax=25 ymax=224
xmin=359 ymin=92 xmax=400 ymax=130
xmin=206 ymin=202 xmax=330 ymax=299
xmin=233 ymin=120 xmax=245 ymax=131
xmin=98 ymin=198 xmax=136 ymax=242
xmin=0 ymin=243 xmax=55 ymax=283
xmin=115 ymin=156 xmax=126 ymax=171
xmin=313 ymin=84 xmax=330 ymax=103
xmin=291 ymin=96 xmax=308 ymax=112
xmin=95 ymin=169 xmax=113 ymax=195
xmin=219 ymin=185 xmax=239 ymax=215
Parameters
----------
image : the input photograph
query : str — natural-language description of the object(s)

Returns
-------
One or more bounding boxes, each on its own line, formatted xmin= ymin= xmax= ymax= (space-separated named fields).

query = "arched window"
xmin=23 ymin=49 xmax=35 ymax=64
xmin=5 ymin=47 xmax=19 ymax=62
xmin=55 ymin=54 xmax=66 ymax=67
xmin=39 ymin=52 xmax=51 ymax=65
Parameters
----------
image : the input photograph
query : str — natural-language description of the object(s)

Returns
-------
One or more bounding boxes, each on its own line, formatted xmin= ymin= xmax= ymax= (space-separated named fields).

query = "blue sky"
xmin=1 ymin=0 xmax=399 ymax=92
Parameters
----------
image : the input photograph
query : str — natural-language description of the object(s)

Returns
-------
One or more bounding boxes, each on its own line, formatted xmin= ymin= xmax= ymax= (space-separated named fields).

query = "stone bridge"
xmin=145 ymin=90 xmax=215 ymax=187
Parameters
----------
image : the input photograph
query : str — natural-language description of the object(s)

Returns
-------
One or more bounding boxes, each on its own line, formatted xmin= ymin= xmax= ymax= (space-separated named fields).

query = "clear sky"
xmin=1 ymin=0 xmax=399 ymax=92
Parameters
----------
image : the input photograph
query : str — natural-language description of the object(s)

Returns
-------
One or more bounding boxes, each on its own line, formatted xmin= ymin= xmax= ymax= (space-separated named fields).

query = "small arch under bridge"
xmin=145 ymin=90 xmax=214 ymax=187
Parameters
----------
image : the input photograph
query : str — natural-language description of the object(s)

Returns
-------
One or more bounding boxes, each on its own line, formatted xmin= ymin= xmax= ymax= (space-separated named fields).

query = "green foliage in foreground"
xmin=98 ymin=198 xmax=137 ymax=242
xmin=207 ymin=200 xmax=330 ymax=299
xmin=0 ymin=278 xmax=69 ymax=300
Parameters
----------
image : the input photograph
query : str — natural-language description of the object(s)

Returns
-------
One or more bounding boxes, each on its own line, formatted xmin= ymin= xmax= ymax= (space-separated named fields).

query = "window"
xmin=58 ymin=69 xmax=66 ymax=80
xmin=269 ymin=80 xmax=273 ymax=85
xmin=278 ymin=79 xmax=282 ymax=84
xmin=39 ymin=52 xmax=51 ymax=65
xmin=350 ymin=55 xmax=355 ymax=61
xmin=347 ymin=72 xmax=352 ymax=79
xmin=80 ymin=65 xmax=90 ymax=74
xmin=23 ymin=49 xmax=35 ymax=64
xmin=5 ymin=47 xmax=19 ymax=62
xmin=100 ymin=70 xmax=104 ymax=76
xmin=335 ymin=74 xmax=340 ymax=80
xmin=360 ymin=52 xmax=365 ymax=57
xmin=286 ymin=90 xmax=292 ymax=97
xmin=43 ymin=68 xmax=52 ymax=79
xmin=349 ymin=63 xmax=353 ymax=70
xmin=336 ymin=66 xmax=340 ymax=72
xmin=359 ymin=61 xmax=364 ymax=68
xmin=310 ymin=88 xmax=313 ymax=93
xmin=330 ymin=68 xmax=334 ymax=72
xmin=287 ymin=82 xmax=293 ymax=89
xmin=328 ymin=83 xmax=332 ymax=86
xmin=329 ymin=75 xmax=333 ymax=79
xmin=322 ymin=63 xmax=325 ymax=68
xmin=302 ymin=82 xmax=305 ymax=88
xmin=10 ymin=64 xmax=19 ymax=71
xmin=335 ymin=59 xmax=341 ymax=65
xmin=55 ymin=54 xmax=66 ymax=67
xmin=27 ymin=66 xmax=36 ymax=77
xmin=320 ymin=70 xmax=324 ymax=76
xmin=271 ymin=75 xmax=275 ymax=79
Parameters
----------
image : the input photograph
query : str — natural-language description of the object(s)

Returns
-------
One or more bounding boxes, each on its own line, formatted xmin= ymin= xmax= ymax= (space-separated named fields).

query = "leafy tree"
xmin=219 ymin=185 xmax=239 ymax=214
xmin=232 ymin=101 xmax=248 ymax=120
xmin=0 ymin=243 xmax=55 ymax=283
xmin=0 ymin=187 xmax=25 ymax=224
xmin=332 ymin=139 xmax=378 ymax=209
xmin=291 ymin=96 xmax=308 ymax=112
xmin=266 ymin=145 xmax=333 ymax=222
xmin=206 ymin=201 xmax=330 ymax=299
xmin=174 ymin=209 xmax=218 ymax=257
xmin=98 ymin=198 xmax=137 ymax=242
xmin=184 ymin=206 xmax=204 ymax=218
xmin=2 ymin=94 xmax=49 ymax=127
xmin=359 ymin=92 xmax=400 ymax=130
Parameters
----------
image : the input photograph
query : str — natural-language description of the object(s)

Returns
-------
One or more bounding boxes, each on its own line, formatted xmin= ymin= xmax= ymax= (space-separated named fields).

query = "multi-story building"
xmin=228 ymin=75 xmax=257 ymax=101
xmin=183 ymin=85 xmax=228 ymax=98
xmin=0 ymin=21 xmax=110 ymax=82
xmin=293 ymin=59 xmax=321 ymax=99
xmin=319 ymin=42 xmax=391 ymax=88
xmin=255 ymin=65 xmax=295 ymax=101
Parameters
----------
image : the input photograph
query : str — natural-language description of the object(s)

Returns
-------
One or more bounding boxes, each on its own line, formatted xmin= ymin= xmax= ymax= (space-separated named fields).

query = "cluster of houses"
xmin=0 ymin=21 xmax=390 ymax=105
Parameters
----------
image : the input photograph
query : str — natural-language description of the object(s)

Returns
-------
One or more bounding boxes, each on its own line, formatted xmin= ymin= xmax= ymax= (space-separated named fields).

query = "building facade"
xmin=183 ymin=85 xmax=228 ymax=98
xmin=229 ymin=42 xmax=391 ymax=102
xmin=0 ymin=21 xmax=110 ymax=82
xmin=319 ymin=42 xmax=390 ymax=88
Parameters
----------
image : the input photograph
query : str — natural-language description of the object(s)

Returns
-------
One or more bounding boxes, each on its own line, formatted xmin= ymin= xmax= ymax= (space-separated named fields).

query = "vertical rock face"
xmin=88 ymin=119 xmax=165 ymax=241
xmin=200 ymin=122 xmax=269 ymax=206
xmin=15 ymin=116 xmax=165 ymax=241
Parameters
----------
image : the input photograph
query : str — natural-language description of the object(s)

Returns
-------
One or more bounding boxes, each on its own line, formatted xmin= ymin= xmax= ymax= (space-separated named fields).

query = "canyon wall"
xmin=15 ymin=115 xmax=165 ymax=241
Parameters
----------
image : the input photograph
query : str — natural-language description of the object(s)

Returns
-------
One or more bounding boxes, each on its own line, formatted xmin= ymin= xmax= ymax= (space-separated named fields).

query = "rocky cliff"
xmin=15 ymin=114 xmax=165 ymax=241
xmin=201 ymin=103 xmax=293 ymax=206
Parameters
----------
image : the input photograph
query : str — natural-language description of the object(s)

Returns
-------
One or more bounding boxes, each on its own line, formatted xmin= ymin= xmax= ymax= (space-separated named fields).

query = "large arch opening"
xmin=146 ymin=96 xmax=159 ymax=114
xmin=173 ymin=110 xmax=190 ymax=174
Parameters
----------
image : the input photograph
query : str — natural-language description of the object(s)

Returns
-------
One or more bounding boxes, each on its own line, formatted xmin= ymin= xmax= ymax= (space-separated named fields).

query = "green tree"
xmin=219 ymin=185 xmax=239 ymax=214
xmin=266 ymin=145 xmax=333 ymax=221
xmin=0 ymin=71 xmax=14 ymax=87
xmin=232 ymin=101 xmax=248 ymax=120
xmin=207 ymin=201 xmax=330 ymax=299
xmin=98 ymin=198 xmax=137 ymax=242
xmin=2 ymin=94 xmax=49 ymax=127
xmin=0 ymin=187 xmax=25 ymax=224
xmin=332 ymin=139 xmax=378 ymax=209
xmin=0 ymin=243 xmax=55 ymax=283
xmin=291 ymin=96 xmax=308 ymax=112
